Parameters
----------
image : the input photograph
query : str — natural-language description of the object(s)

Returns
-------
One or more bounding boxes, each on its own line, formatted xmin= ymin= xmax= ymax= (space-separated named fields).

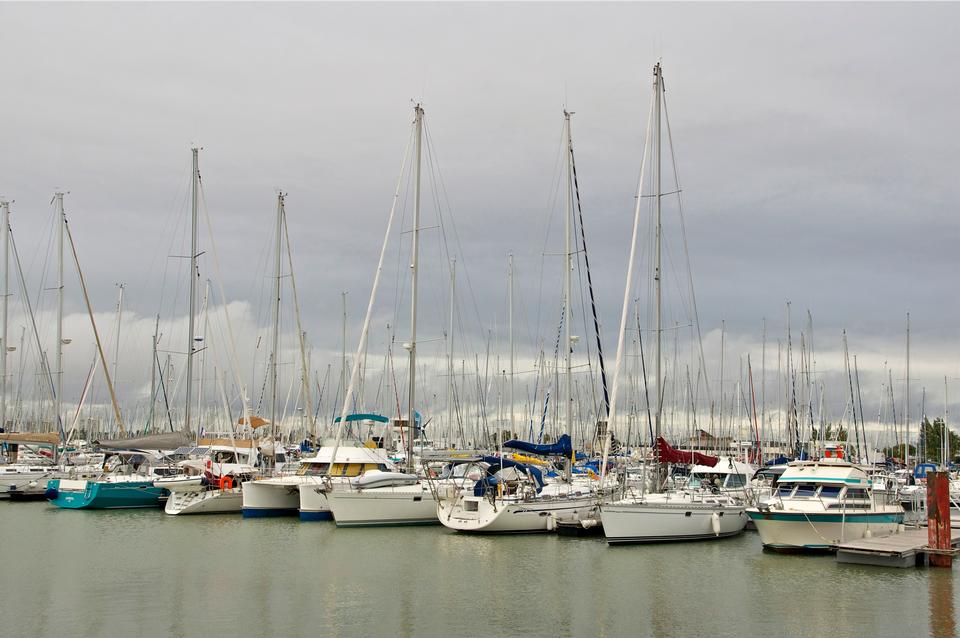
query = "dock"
xmin=836 ymin=528 xmax=960 ymax=568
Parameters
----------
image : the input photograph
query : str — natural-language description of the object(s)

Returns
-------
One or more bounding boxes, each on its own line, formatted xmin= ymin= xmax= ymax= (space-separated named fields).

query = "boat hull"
xmin=165 ymin=488 xmax=243 ymax=515
xmin=46 ymin=478 xmax=165 ymax=509
xmin=298 ymin=482 xmax=334 ymax=521
xmin=326 ymin=483 xmax=439 ymax=527
xmin=601 ymin=500 xmax=748 ymax=544
xmin=747 ymin=509 xmax=903 ymax=551
xmin=241 ymin=478 xmax=301 ymax=517
xmin=438 ymin=495 xmax=597 ymax=533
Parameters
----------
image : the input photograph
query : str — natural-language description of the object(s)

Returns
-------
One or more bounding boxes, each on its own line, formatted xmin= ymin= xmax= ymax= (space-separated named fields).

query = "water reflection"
xmin=0 ymin=503 xmax=954 ymax=637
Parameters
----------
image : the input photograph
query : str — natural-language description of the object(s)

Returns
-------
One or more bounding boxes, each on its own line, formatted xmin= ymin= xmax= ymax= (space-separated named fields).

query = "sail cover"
xmin=656 ymin=437 xmax=718 ymax=467
xmin=95 ymin=431 xmax=192 ymax=451
xmin=503 ymin=434 xmax=573 ymax=457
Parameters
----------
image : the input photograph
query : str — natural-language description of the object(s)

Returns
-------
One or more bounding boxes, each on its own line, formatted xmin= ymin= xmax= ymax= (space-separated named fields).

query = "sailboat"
xmin=437 ymin=111 xmax=606 ymax=533
xmin=598 ymin=63 xmax=748 ymax=544
xmin=47 ymin=153 xmax=201 ymax=510
xmin=324 ymin=103 xmax=447 ymax=527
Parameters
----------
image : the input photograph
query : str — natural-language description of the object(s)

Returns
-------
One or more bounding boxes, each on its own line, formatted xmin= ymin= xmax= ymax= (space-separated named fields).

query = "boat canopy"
xmin=0 ymin=432 xmax=60 ymax=446
xmin=333 ymin=413 xmax=390 ymax=424
xmin=765 ymin=455 xmax=791 ymax=466
xmin=473 ymin=455 xmax=544 ymax=496
xmin=656 ymin=437 xmax=718 ymax=467
xmin=96 ymin=431 xmax=192 ymax=451
xmin=503 ymin=434 xmax=572 ymax=457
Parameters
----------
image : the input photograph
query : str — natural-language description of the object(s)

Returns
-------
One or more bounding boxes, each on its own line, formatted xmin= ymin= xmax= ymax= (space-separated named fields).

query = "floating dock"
xmin=836 ymin=528 xmax=960 ymax=568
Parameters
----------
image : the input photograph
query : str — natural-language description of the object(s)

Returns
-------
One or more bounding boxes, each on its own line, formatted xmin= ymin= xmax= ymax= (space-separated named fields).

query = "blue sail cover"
xmin=503 ymin=434 xmax=573 ymax=457
xmin=473 ymin=455 xmax=545 ymax=496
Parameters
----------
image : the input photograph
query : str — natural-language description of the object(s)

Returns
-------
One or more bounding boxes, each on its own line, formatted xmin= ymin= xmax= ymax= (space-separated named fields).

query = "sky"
xmin=1 ymin=2 xmax=958 ymax=443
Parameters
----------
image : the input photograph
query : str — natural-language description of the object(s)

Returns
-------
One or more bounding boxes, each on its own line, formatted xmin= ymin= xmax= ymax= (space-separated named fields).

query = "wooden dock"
xmin=836 ymin=528 xmax=960 ymax=568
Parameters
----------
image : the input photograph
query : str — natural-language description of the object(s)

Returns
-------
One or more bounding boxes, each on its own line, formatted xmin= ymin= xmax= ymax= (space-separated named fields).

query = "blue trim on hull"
xmin=747 ymin=510 xmax=903 ymax=524
xmin=242 ymin=507 xmax=299 ymax=518
xmin=299 ymin=510 xmax=334 ymax=522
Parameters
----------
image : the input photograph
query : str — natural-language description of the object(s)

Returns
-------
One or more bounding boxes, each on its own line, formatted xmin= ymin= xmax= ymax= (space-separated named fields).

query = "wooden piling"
xmin=927 ymin=471 xmax=952 ymax=568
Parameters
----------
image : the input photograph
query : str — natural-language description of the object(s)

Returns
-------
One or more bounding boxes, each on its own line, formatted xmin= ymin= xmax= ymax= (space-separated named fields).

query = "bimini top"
xmin=503 ymin=434 xmax=572 ymax=457
xmin=778 ymin=460 xmax=868 ymax=486
xmin=690 ymin=456 xmax=753 ymax=477
xmin=333 ymin=413 xmax=390 ymax=424
xmin=473 ymin=455 xmax=545 ymax=496
xmin=301 ymin=445 xmax=393 ymax=465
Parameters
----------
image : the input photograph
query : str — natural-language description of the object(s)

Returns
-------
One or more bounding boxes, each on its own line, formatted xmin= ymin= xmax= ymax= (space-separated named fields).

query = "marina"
xmin=2 ymin=2 xmax=960 ymax=636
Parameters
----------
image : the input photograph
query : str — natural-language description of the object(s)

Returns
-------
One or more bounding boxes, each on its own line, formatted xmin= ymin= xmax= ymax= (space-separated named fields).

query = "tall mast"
xmin=270 ymin=192 xmax=284 ymax=460
xmin=148 ymin=314 xmax=159 ymax=432
xmin=341 ymin=291 xmax=347 ymax=419
xmin=563 ymin=110 xmax=574 ymax=442
xmin=54 ymin=192 xmax=65 ymax=437
xmin=508 ymin=253 xmax=514 ymax=435
xmin=905 ymin=312 xmax=911 ymax=468
xmin=0 ymin=200 xmax=9 ymax=432
xmin=448 ymin=258 xmax=456 ymax=441
xmin=112 ymin=283 xmax=124 ymax=419
xmin=407 ymin=103 xmax=424 ymax=469
xmin=654 ymin=63 xmax=664 ymax=471
xmin=184 ymin=149 xmax=199 ymax=434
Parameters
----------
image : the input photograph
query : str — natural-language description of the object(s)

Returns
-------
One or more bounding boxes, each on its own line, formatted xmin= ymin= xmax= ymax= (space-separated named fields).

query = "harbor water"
xmin=2 ymin=502 xmax=956 ymax=637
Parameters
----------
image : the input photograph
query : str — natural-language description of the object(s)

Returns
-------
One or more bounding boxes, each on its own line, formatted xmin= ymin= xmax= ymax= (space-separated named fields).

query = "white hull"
xmin=298 ymin=480 xmax=334 ymax=521
xmin=601 ymin=498 xmax=748 ymax=544
xmin=326 ymin=482 xmax=439 ymax=526
xmin=0 ymin=466 xmax=57 ymax=497
xmin=439 ymin=493 xmax=596 ymax=533
xmin=748 ymin=510 xmax=903 ymax=550
xmin=165 ymin=488 xmax=243 ymax=515
xmin=241 ymin=477 xmax=303 ymax=517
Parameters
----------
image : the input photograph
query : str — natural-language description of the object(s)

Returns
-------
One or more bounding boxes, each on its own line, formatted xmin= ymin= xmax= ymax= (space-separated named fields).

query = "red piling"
xmin=927 ymin=471 xmax=953 ymax=568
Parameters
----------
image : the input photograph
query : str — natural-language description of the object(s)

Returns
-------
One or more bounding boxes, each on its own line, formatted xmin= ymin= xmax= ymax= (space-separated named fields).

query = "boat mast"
xmin=54 ymin=192 xmax=65 ymax=439
xmin=905 ymin=312 xmax=910 ymax=469
xmin=508 ymin=253 xmax=514 ymax=436
xmin=148 ymin=314 xmax=159 ymax=433
xmin=407 ymin=103 xmax=424 ymax=469
xmin=0 ymin=200 xmax=8 ymax=432
xmin=341 ymin=291 xmax=347 ymax=421
xmin=184 ymin=148 xmax=199 ymax=434
xmin=448 ymin=258 xmax=456 ymax=442
xmin=654 ymin=63 xmax=664 ymax=483
xmin=563 ymin=110 xmax=574 ymax=445
xmin=270 ymin=192 xmax=284 ymax=462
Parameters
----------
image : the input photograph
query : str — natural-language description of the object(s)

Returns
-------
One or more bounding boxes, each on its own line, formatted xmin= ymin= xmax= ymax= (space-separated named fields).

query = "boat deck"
xmin=836 ymin=528 xmax=960 ymax=568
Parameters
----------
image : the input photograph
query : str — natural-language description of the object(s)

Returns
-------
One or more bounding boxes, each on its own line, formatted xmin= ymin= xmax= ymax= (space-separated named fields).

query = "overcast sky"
xmin=1 ymin=2 xmax=958 ymax=438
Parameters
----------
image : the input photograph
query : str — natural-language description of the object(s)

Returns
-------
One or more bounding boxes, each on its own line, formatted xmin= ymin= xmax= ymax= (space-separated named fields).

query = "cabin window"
xmin=297 ymin=463 xmax=330 ymax=476
xmin=726 ymin=474 xmax=747 ymax=488
xmin=793 ymin=484 xmax=818 ymax=497
xmin=777 ymin=485 xmax=794 ymax=498
xmin=845 ymin=488 xmax=869 ymax=501
xmin=818 ymin=485 xmax=843 ymax=498
xmin=464 ymin=500 xmax=479 ymax=512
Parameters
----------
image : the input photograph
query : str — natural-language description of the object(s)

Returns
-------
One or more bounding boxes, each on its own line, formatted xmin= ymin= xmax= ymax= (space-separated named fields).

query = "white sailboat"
xmin=437 ymin=111 xmax=604 ymax=534
xmin=599 ymin=63 xmax=748 ymax=544
xmin=325 ymin=103 xmax=442 ymax=527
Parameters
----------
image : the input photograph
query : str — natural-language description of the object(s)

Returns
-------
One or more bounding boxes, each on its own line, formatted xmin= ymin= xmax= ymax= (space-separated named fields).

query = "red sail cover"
xmin=656 ymin=437 xmax=719 ymax=467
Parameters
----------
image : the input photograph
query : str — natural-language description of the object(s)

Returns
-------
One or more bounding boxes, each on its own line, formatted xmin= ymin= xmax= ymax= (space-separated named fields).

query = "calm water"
xmin=1 ymin=501 xmax=956 ymax=638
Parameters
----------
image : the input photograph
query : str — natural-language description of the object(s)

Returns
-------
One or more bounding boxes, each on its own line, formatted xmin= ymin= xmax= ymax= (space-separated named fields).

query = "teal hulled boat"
xmin=45 ymin=477 xmax=167 ymax=509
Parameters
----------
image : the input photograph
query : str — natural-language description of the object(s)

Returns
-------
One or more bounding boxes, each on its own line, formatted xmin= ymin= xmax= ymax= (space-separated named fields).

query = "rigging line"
xmin=569 ymin=137 xmax=610 ymax=418
xmin=661 ymin=90 xmax=711 ymax=408
xmin=197 ymin=172 xmax=254 ymax=428
xmin=423 ymin=123 xmax=486 ymax=359
xmin=8 ymin=221 xmax=60 ymax=437
xmin=534 ymin=125 xmax=569 ymax=349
